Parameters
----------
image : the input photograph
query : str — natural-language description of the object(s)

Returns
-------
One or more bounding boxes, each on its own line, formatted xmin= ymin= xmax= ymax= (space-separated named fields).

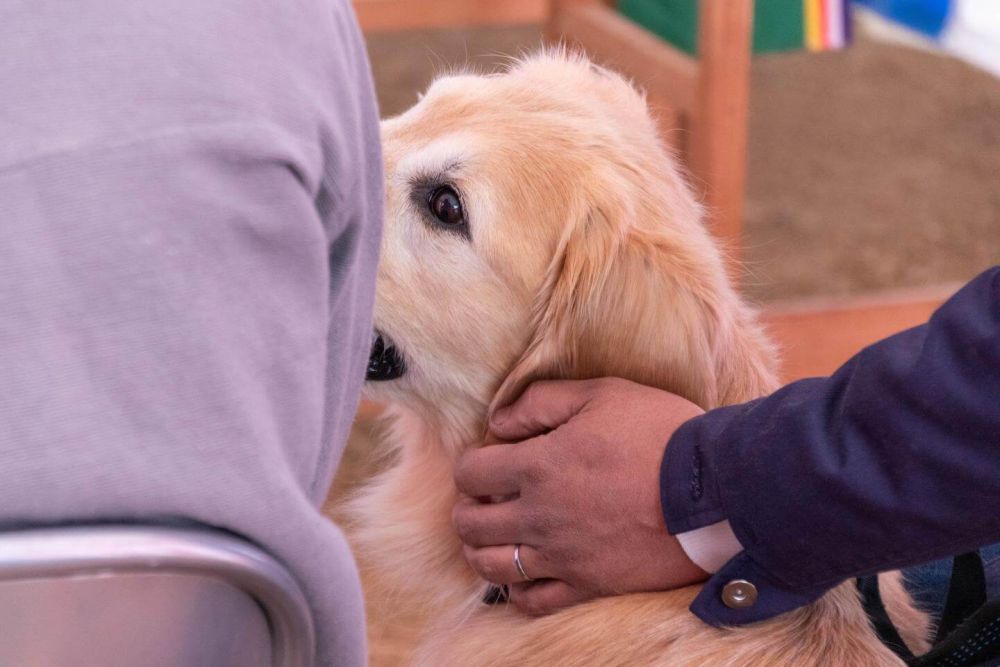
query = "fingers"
xmin=508 ymin=579 xmax=588 ymax=616
xmin=455 ymin=444 xmax=523 ymax=497
xmin=490 ymin=379 xmax=592 ymax=441
xmin=453 ymin=496 xmax=524 ymax=547
xmin=463 ymin=543 xmax=551 ymax=585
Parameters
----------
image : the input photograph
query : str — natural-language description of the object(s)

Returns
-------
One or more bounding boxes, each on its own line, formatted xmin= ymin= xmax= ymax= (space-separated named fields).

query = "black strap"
xmin=935 ymin=552 xmax=988 ymax=645
xmin=857 ymin=574 xmax=917 ymax=662
xmin=860 ymin=551 xmax=1000 ymax=667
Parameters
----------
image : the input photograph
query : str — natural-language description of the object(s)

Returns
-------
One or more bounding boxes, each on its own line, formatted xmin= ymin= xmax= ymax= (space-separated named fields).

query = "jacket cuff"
xmin=690 ymin=552 xmax=831 ymax=626
xmin=662 ymin=404 xmax=835 ymax=626
xmin=661 ymin=404 xmax=749 ymax=534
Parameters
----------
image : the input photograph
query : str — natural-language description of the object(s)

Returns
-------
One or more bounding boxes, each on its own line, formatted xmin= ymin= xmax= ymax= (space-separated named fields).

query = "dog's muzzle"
xmin=366 ymin=331 xmax=406 ymax=381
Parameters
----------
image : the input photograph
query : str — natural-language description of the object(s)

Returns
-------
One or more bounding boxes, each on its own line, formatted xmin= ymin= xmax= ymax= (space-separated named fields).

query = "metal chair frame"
xmin=0 ymin=525 xmax=315 ymax=667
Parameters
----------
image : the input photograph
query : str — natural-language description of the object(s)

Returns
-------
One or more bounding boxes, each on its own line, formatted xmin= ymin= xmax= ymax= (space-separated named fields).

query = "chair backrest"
xmin=0 ymin=525 xmax=315 ymax=667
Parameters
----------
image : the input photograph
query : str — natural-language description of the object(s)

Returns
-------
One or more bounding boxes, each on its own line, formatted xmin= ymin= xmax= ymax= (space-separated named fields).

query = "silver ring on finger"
xmin=513 ymin=544 xmax=534 ymax=582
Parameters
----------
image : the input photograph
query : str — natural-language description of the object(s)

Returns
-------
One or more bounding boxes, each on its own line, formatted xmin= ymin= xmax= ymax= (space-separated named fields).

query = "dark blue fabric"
xmin=662 ymin=266 xmax=1000 ymax=626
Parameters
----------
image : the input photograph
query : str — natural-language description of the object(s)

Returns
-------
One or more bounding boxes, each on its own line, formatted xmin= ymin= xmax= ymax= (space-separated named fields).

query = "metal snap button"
xmin=721 ymin=579 xmax=758 ymax=609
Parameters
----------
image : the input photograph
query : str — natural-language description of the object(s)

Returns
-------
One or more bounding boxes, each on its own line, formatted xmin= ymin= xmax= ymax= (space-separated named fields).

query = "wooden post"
xmin=688 ymin=0 xmax=754 ymax=262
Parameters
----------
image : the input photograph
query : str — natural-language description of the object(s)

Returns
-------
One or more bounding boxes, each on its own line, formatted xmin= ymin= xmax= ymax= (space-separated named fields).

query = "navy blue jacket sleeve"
xmin=661 ymin=266 xmax=1000 ymax=626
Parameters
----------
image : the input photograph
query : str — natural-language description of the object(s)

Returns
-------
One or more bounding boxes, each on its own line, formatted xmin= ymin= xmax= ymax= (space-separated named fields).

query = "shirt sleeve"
xmin=661 ymin=266 xmax=1000 ymax=626
xmin=675 ymin=521 xmax=744 ymax=574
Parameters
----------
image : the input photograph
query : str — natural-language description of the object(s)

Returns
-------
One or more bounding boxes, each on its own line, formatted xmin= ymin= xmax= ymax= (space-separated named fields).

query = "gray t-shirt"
xmin=0 ymin=0 xmax=381 ymax=663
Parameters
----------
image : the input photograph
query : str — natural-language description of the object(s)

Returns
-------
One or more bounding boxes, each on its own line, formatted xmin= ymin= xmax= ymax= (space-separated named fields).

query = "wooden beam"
xmin=547 ymin=0 xmax=699 ymax=114
xmin=353 ymin=0 xmax=549 ymax=33
xmin=763 ymin=284 xmax=957 ymax=383
xmin=687 ymin=0 xmax=753 ymax=259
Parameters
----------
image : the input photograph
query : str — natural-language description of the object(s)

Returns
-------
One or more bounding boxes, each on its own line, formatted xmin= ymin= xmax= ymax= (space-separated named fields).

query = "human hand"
xmin=453 ymin=377 xmax=709 ymax=615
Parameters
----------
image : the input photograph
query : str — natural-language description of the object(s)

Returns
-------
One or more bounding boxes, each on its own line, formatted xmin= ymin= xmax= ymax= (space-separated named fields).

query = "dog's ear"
xmin=490 ymin=168 xmax=777 ymax=416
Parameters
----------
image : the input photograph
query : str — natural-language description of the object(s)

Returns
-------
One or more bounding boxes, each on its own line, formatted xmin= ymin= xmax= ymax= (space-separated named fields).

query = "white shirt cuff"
xmin=675 ymin=520 xmax=743 ymax=574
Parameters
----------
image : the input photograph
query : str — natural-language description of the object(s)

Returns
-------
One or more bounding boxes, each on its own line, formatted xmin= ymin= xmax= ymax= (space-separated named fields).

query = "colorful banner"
xmin=618 ymin=0 xmax=852 ymax=56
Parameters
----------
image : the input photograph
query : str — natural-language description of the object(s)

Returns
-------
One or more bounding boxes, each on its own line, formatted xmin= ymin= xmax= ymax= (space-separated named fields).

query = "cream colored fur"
xmin=347 ymin=52 xmax=929 ymax=666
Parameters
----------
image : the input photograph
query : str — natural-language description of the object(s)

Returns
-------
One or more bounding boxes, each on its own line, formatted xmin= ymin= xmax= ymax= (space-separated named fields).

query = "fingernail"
xmin=490 ymin=407 xmax=509 ymax=428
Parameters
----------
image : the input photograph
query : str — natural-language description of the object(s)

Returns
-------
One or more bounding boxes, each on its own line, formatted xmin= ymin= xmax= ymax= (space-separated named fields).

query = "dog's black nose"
xmin=366 ymin=331 xmax=406 ymax=381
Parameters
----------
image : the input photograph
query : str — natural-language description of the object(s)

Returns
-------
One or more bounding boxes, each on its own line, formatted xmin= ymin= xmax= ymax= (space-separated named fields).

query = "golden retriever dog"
xmin=347 ymin=51 xmax=930 ymax=666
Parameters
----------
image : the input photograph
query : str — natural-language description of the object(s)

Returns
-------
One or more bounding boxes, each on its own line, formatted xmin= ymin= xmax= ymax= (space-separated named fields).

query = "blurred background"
xmin=360 ymin=0 xmax=1000 ymax=303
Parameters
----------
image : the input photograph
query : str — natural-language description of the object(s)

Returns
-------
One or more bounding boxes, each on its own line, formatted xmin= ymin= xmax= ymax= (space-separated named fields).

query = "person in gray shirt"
xmin=0 ymin=1 xmax=382 ymax=663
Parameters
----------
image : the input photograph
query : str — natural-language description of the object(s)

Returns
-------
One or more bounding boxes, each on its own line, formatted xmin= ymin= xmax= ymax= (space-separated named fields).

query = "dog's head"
xmin=366 ymin=52 xmax=776 ymax=440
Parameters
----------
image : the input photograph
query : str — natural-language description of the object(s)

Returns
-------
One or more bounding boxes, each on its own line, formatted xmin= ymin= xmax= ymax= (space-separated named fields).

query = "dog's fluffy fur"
xmin=348 ymin=52 xmax=929 ymax=666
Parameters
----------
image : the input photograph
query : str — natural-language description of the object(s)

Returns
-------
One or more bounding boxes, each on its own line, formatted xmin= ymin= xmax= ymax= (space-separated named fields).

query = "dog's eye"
xmin=428 ymin=186 xmax=465 ymax=227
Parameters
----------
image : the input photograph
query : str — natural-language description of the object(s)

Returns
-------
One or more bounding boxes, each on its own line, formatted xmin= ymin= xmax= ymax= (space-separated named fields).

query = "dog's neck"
xmin=417 ymin=401 xmax=490 ymax=460
xmin=371 ymin=383 xmax=498 ymax=458
xmin=347 ymin=401 xmax=492 ymax=614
